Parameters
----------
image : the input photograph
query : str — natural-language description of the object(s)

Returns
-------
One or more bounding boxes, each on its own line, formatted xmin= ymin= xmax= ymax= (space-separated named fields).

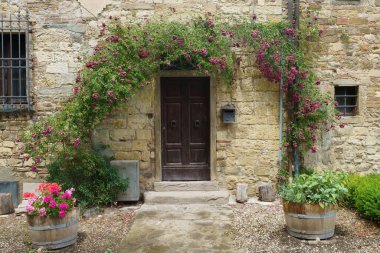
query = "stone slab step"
xmin=135 ymin=204 xmax=232 ymax=221
xmin=154 ymin=181 xmax=220 ymax=191
xmin=119 ymin=203 xmax=241 ymax=253
xmin=144 ymin=190 xmax=229 ymax=205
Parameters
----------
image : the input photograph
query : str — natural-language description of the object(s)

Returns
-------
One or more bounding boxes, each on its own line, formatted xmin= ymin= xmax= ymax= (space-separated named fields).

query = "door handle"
xmin=171 ymin=120 xmax=176 ymax=128
xmin=194 ymin=120 xmax=200 ymax=128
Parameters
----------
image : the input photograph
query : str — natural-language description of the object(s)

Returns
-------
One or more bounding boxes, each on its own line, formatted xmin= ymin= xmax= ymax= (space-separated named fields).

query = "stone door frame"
xmin=154 ymin=71 xmax=217 ymax=182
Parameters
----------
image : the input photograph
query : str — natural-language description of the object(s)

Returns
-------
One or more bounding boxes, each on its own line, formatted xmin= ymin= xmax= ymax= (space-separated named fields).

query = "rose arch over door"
xmin=161 ymin=77 xmax=210 ymax=181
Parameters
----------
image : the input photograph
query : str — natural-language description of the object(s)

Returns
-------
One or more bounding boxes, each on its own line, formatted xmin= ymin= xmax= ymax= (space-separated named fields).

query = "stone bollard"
xmin=236 ymin=183 xmax=248 ymax=203
xmin=0 ymin=193 xmax=14 ymax=214
xmin=258 ymin=183 xmax=276 ymax=202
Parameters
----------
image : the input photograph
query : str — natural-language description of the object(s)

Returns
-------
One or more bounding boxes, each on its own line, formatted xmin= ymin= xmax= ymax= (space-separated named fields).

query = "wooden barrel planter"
xmin=282 ymin=201 xmax=337 ymax=240
xmin=27 ymin=208 xmax=79 ymax=249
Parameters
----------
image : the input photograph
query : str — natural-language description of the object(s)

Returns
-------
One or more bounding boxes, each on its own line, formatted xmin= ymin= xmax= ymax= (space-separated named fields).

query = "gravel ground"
xmin=0 ymin=206 xmax=136 ymax=253
xmin=232 ymin=200 xmax=380 ymax=253
xmin=1 ymin=201 xmax=379 ymax=253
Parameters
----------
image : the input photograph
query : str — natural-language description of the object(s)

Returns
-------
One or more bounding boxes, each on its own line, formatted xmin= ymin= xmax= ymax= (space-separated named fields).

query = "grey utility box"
xmin=111 ymin=160 xmax=140 ymax=201
xmin=0 ymin=181 xmax=19 ymax=207
xmin=221 ymin=104 xmax=236 ymax=123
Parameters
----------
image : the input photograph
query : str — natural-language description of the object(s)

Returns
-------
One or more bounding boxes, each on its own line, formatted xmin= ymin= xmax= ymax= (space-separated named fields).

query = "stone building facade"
xmin=0 ymin=0 xmax=379 ymax=196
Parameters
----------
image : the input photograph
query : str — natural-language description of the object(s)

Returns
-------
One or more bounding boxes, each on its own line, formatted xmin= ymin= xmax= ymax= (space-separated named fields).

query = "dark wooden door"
xmin=161 ymin=77 xmax=210 ymax=181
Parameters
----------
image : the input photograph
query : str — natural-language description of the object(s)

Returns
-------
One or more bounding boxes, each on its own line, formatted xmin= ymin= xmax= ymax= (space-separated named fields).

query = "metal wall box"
xmin=0 ymin=181 xmax=19 ymax=207
xmin=221 ymin=104 xmax=236 ymax=123
xmin=110 ymin=160 xmax=140 ymax=201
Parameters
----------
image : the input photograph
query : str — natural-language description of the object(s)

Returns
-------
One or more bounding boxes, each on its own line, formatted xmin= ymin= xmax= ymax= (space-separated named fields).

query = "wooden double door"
xmin=161 ymin=77 xmax=210 ymax=181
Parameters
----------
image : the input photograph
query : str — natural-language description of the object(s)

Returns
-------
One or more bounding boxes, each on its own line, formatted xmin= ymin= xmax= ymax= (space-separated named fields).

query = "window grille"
xmin=335 ymin=86 xmax=358 ymax=116
xmin=0 ymin=8 xmax=31 ymax=112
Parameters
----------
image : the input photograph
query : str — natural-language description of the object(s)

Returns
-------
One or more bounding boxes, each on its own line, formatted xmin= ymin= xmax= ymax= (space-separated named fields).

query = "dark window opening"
xmin=1 ymin=33 xmax=27 ymax=101
xmin=335 ymin=86 xmax=358 ymax=116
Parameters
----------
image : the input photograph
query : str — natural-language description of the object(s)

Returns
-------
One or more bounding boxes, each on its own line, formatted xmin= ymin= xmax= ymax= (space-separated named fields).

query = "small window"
xmin=335 ymin=86 xmax=358 ymax=116
xmin=0 ymin=9 xmax=31 ymax=112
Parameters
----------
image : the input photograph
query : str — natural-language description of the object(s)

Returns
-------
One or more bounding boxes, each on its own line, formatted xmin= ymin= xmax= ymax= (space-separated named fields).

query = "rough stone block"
xmin=144 ymin=190 xmax=229 ymax=205
xmin=154 ymin=181 xmax=220 ymax=192
xmin=114 ymin=151 xmax=141 ymax=160
xmin=2 ymin=141 xmax=15 ymax=148
xmin=0 ymin=181 xmax=18 ymax=207
xmin=46 ymin=62 xmax=69 ymax=74
xmin=22 ymin=182 xmax=40 ymax=195
xmin=0 ymin=193 xmax=14 ymax=214
xmin=132 ymin=140 xmax=148 ymax=150
xmin=109 ymin=129 xmax=135 ymax=141
xmin=0 ymin=147 xmax=12 ymax=156
xmin=136 ymin=130 xmax=152 ymax=140
xmin=110 ymin=160 xmax=140 ymax=201
xmin=336 ymin=17 xmax=349 ymax=25
xmin=258 ymin=183 xmax=275 ymax=202
xmin=236 ymin=183 xmax=248 ymax=203
xmin=349 ymin=17 xmax=367 ymax=25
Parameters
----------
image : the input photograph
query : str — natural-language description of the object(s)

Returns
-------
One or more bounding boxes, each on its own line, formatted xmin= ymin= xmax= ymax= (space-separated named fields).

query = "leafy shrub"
xmin=345 ymin=174 xmax=380 ymax=223
xmin=280 ymin=170 xmax=348 ymax=208
xmin=46 ymin=149 xmax=128 ymax=208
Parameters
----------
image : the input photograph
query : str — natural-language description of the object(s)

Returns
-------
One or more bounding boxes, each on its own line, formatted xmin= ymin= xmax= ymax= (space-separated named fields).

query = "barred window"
xmin=335 ymin=86 xmax=358 ymax=116
xmin=0 ymin=9 xmax=31 ymax=112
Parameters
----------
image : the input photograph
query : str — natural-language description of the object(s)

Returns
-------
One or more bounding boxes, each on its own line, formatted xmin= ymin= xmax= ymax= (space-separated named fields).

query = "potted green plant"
xmin=279 ymin=171 xmax=348 ymax=240
xmin=23 ymin=183 xmax=79 ymax=249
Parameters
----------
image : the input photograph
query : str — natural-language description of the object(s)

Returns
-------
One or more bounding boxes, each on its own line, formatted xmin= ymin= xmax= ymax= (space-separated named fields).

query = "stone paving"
xmin=118 ymin=204 xmax=242 ymax=253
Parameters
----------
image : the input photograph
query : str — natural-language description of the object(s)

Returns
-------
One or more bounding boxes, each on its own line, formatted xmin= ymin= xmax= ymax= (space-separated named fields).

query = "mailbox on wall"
xmin=221 ymin=104 xmax=236 ymax=123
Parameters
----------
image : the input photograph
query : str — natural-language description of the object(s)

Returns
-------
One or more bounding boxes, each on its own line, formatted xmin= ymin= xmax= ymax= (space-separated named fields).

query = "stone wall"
xmin=0 ymin=0 xmax=379 ymax=196
xmin=215 ymin=51 xmax=280 ymax=194
xmin=302 ymin=0 xmax=380 ymax=174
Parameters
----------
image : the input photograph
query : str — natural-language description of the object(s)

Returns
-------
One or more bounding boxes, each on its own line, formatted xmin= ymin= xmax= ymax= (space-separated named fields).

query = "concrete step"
xmin=144 ymin=190 xmax=230 ymax=205
xmin=154 ymin=181 xmax=220 ymax=192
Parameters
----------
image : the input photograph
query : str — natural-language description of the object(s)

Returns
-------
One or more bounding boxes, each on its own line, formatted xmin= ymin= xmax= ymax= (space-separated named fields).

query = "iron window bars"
xmin=335 ymin=86 xmax=358 ymax=116
xmin=0 ymin=8 xmax=31 ymax=112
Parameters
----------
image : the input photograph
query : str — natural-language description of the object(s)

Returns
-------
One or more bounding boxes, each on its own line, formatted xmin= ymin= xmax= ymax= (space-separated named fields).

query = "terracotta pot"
xmin=282 ymin=201 xmax=337 ymax=240
xmin=27 ymin=208 xmax=79 ymax=249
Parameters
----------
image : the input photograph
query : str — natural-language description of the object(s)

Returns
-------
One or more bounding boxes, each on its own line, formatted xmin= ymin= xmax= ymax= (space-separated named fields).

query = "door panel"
xmin=165 ymin=103 xmax=182 ymax=144
xmin=161 ymin=77 xmax=210 ymax=181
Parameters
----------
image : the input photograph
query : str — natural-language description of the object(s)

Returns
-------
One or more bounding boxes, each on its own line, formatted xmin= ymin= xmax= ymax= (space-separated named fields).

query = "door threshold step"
xmin=144 ymin=190 xmax=229 ymax=205
xmin=154 ymin=181 xmax=220 ymax=192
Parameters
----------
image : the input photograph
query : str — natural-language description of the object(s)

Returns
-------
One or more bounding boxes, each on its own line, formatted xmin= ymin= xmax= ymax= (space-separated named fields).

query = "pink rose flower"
xmin=48 ymin=200 xmax=57 ymax=209
xmin=92 ymin=93 xmax=100 ymax=99
xmin=34 ymin=156 xmax=41 ymax=164
xmin=73 ymin=138 xmax=81 ymax=147
xmin=42 ymin=195 xmax=52 ymax=203
xmin=59 ymin=202 xmax=69 ymax=211
xmin=26 ymin=204 xmax=35 ymax=212
xmin=73 ymin=86 xmax=79 ymax=95
xmin=59 ymin=210 xmax=66 ymax=218
xmin=138 ymin=50 xmax=149 ymax=59
xmin=39 ymin=207 xmax=47 ymax=217
xmin=60 ymin=191 xmax=72 ymax=200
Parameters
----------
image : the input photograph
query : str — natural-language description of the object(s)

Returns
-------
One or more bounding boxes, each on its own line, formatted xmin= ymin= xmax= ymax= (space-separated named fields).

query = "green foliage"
xmin=345 ymin=174 xmax=380 ymax=223
xmin=18 ymin=14 xmax=337 ymax=169
xmin=46 ymin=148 xmax=128 ymax=208
xmin=280 ymin=170 xmax=348 ymax=208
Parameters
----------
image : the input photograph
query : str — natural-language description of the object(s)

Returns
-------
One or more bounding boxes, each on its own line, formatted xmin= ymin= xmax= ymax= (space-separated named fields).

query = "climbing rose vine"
xmin=18 ymin=13 xmax=339 ymax=171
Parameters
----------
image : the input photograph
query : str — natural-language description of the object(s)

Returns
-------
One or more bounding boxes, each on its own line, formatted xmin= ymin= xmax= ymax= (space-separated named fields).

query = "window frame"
xmin=0 ymin=8 xmax=32 ymax=113
xmin=334 ymin=85 xmax=359 ymax=116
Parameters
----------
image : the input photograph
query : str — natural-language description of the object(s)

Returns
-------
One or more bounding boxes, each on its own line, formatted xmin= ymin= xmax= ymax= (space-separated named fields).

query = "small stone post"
xmin=236 ymin=183 xmax=248 ymax=203
xmin=0 ymin=193 xmax=14 ymax=214
xmin=258 ymin=183 xmax=276 ymax=202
